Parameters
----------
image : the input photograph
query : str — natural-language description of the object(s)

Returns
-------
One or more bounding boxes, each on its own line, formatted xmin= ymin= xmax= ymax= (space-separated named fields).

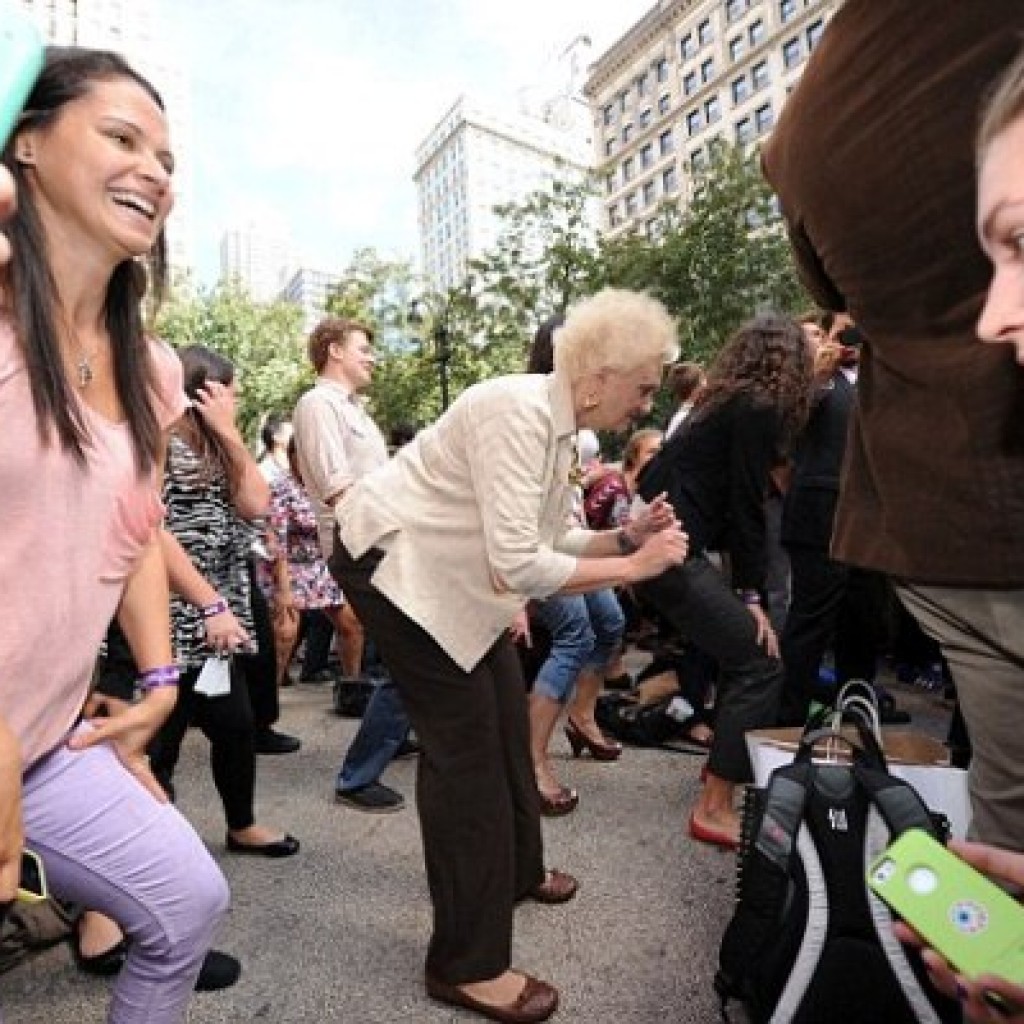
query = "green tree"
xmin=155 ymin=281 xmax=307 ymax=443
xmin=600 ymin=141 xmax=807 ymax=364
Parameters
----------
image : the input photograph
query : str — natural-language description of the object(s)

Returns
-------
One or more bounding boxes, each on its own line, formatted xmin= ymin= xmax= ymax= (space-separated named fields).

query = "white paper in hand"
xmin=194 ymin=656 xmax=232 ymax=697
xmin=629 ymin=494 xmax=650 ymax=520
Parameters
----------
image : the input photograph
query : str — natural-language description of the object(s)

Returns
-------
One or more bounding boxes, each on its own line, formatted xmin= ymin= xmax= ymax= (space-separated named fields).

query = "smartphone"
xmin=16 ymin=848 xmax=48 ymax=904
xmin=868 ymin=829 xmax=1024 ymax=987
xmin=0 ymin=1 xmax=45 ymax=152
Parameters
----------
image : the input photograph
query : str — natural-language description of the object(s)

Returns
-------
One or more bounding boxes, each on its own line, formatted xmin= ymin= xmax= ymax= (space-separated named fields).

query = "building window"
xmin=609 ymin=204 xmax=621 ymax=227
xmin=732 ymin=75 xmax=750 ymax=104
xmin=603 ymin=104 xmax=615 ymax=126
xmin=705 ymin=94 xmax=722 ymax=123
xmin=646 ymin=218 xmax=661 ymax=241
xmin=623 ymin=122 xmax=634 ymax=143
xmin=779 ymin=0 xmax=796 ymax=22
xmin=640 ymin=107 xmax=652 ymax=128
xmin=807 ymin=19 xmax=825 ymax=50
xmin=749 ymin=18 xmax=764 ymax=46
xmin=659 ymin=128 xmax=675 ymax=155
xmin=637 ymin=71 xmax=650 ymax=96
xmin=622 ymin=156 xmax=635 ymax=182
xmin=681 ymin=33 xmax=697 ymax=59
xmin=690 ymin=147 xmax=708 ymax=171
xmin=640 ymin=142 xmax=654 ymax=169
xmin=605 ymin=172 xmax=616 ymax=194
xmin=698 ymin=18 xmax=713 ymax=46
xmin=735 ymin=116 xmax=754 ymax=144
xmin=659 ymin=92 xmax=671 ymax=114
xmin=605 ymin=138 xmax=616 ymax=156
xmin=729 ymin=35 xmax=745 ymax=62
xmin=783 ymin=37 xmax=802 ymax=68
xmin=663 ymin=164 xmax=679 ymax=192
xmin=755 ymin=102 xmax=774 ymax=135
xmin=726 ymin=0 xmax=745 ymax=21
xmin=751 ymin=59 xmax=770 ymax=90
xmin=656 ymin=57 xmax=669 ymax=83
xmin=625 ymin=192 xmax=638 ymax=216
xmin=701 ymin=57 xmax=715 ymax=82
xmin=683 ymin=70 xmax=698 ymax=95
xmin=686 ymin=109 xmax=703 ymax=136
xmin=619 ymin=89 xmax=629 ymax=111
xmin=643 ymin=180 xmax=657 ymax=207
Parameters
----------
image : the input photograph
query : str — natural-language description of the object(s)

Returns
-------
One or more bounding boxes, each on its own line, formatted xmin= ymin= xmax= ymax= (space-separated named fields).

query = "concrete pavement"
xmin=1 ymin=673 xmax=949 ymax=1023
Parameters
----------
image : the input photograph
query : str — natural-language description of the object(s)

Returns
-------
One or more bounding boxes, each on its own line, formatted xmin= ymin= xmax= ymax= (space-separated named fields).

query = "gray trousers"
xmin=897 ymin=582 xmax=1024 ymax=851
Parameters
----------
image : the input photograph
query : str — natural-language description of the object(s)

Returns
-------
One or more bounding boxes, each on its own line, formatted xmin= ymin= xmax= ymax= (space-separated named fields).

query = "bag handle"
xmin=797 ymin=717 xmax=888 ymax=772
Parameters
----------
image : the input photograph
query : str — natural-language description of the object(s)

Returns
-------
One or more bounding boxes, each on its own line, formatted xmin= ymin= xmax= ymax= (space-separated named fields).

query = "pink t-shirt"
xmin=0 ymin=322 xmax=186 ymax=769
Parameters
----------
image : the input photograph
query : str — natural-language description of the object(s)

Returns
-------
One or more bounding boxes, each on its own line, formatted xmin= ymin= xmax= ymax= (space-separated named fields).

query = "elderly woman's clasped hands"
xmin=621 ymin=491 xmax=689 ymax=576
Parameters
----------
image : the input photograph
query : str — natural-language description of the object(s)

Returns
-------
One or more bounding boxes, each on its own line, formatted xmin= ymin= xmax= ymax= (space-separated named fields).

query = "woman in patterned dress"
xmin=150 ymin=344 xmax=300 ymax=859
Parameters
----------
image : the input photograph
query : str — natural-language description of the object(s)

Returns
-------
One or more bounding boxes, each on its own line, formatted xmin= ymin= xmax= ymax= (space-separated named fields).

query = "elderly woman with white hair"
xmin=331 ymin=288 xmax=687 ymax=1024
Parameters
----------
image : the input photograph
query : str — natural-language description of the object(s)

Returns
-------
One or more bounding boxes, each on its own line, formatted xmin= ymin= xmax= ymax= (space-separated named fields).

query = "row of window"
xmin=601 ymin=0 xmax=826 ymax=128
xmin=607 ymin=165 xmax=681 ymax=227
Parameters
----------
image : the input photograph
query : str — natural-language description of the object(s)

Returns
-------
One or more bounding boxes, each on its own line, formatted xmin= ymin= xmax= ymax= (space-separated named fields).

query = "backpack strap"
xmin=852 ymin=762 xmax=939 ymax=839
xmin=715 ymin=762 xmax=813 ymax=1018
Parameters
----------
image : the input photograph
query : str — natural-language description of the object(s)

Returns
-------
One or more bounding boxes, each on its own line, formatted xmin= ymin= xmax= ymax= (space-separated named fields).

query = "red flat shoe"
xmin=688 ymin=813 xmax=739 ymax=852
xmin=425 ymin=972 xmax=559 ymax=1023
xmin=526 ymin=868 xmax=579 ymax=905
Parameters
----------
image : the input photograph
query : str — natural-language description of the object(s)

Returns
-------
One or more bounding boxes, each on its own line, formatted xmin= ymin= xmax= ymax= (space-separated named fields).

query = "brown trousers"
xmin=330 ymin=543 xmax=545 ymax=983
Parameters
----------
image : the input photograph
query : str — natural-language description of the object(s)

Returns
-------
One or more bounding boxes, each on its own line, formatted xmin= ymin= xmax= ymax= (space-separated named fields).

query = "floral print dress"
xmin=257 ymin=469 xmax=343 ymax=609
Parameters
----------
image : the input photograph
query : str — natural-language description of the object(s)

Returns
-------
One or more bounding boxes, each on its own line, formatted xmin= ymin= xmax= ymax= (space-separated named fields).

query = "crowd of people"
xmin=2 ymin=13 xmax=1024 ymax=1023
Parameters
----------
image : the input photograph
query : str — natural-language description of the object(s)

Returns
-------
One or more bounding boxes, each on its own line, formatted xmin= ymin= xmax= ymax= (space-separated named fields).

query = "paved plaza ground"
xmin=1 ymin=670 xmax=951 ymax=1024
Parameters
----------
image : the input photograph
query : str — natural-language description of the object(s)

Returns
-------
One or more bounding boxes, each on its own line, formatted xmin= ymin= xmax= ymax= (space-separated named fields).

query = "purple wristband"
xmin=201 ymin=598 xmax=229 ymax=618
xmin=139 ymin=665 xmax=180 ymax=690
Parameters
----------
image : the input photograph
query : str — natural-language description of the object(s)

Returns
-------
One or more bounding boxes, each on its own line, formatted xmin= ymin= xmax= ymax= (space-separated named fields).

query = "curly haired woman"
xmin=635 ymin=314 xmax=813 ymax=849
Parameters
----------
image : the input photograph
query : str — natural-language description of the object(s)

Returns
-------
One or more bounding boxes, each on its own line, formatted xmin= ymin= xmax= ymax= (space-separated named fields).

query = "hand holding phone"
xmin=0 ymin=1 xmax=44 ymax=266
xmin=869 ymin=831 xmax=1024 ymax=1019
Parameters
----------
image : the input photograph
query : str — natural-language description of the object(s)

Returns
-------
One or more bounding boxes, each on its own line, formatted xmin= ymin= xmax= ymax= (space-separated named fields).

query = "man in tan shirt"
xmin=292 ymin=317 xmax=411 ymax=813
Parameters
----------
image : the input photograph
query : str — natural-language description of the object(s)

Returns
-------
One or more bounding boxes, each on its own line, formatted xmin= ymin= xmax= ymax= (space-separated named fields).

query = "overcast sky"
xmin=160 ymin=0 xmax=651 ymax=285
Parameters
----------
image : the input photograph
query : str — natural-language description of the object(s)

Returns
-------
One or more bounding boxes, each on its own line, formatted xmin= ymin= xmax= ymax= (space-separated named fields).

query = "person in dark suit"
xmin=777 ymin=315 xmax=895 ymax=725
xmin=762 ymin=1 xmax=1024 ymax=850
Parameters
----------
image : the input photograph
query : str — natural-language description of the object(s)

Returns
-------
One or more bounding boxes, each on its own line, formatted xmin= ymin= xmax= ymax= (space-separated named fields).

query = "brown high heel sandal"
xmin=538 ymin=785 xmax=578 ymax=817
xmin=564 ymin=718 xmax=622 ymax=761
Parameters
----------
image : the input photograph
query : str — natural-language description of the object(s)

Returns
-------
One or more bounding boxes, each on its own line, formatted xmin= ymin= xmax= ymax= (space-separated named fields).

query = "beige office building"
xmin=585 ymin=0 xmax=840 ymax=240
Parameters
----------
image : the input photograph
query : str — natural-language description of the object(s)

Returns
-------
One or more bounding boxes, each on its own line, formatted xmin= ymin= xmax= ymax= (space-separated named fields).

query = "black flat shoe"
xmin=195 ymin=950 xmax=242 ymax=991
xmin=225 ymin=833 xmax=300 ymax=858
xmin=252 ymin=728 xmax=301 ymax=755
xmin=73 ymin=936 xmax=128 ymax=977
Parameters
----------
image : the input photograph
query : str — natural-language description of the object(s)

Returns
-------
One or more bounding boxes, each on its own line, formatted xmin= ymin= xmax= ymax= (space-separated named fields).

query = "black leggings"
xmin=635 ymin=555 xmax=783 ymax=782
xmin=149 ymin=661 xmax=257 ymax=832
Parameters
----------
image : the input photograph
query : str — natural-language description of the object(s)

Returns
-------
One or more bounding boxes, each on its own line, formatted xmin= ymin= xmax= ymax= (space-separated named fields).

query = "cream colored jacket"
xmin=337 ymin=372 xmax=593 ymax=671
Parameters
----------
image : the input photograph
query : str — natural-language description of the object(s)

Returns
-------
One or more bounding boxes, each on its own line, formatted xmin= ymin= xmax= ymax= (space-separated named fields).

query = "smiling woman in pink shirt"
xmin=0 ymin=47 xmax=228 ymax=1024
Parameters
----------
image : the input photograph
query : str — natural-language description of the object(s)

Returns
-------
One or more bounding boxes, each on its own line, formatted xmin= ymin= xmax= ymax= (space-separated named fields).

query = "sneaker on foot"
xmin=334 ymin=781 xmax=405 ymax=813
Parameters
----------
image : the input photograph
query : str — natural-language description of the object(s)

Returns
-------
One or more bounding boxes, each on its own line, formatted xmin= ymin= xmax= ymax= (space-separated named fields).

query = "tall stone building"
xmin=585 ymin=0 xmax=839 ymax=240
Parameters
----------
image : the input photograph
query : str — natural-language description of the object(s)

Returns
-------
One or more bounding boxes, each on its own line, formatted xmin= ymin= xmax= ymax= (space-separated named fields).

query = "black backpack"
xmin=715 ymin=722 xmax=961 ymax=1024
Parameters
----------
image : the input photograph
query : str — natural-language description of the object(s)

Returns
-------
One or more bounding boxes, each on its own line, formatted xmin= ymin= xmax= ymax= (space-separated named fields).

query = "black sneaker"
xmin=253 ymin=728 xmax=301 ymax=755
xmin=334 ymin=782 xmax=405 ymax=813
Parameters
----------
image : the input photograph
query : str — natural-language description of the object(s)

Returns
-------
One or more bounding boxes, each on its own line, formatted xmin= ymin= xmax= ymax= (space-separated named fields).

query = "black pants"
xmin=331 ymin=544 xmax=544 ymax=984
xmin=634 ymin=555 xmax=782 ymax=782
xmin=301 ymin=609 xmax=335 ymax=676
xmin=149 ymin=661 xmax=257 ymax=832
xmin=238 ymin=560 xmax=279 ymax=731
xmin=779 ymin=547 xmax=887 ymax=725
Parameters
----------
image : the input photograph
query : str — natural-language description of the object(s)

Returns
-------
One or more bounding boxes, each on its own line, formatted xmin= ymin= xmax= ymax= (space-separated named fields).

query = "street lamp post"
xmin=409 ymin=289 xmax=463 ymax=412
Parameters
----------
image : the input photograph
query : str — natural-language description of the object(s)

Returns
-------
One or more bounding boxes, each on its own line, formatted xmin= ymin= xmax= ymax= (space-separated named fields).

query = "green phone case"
xmin=0 ymin=1 xmax=44 ymax=152
xmin=868 ymin=829 xmax=1024 ymax=983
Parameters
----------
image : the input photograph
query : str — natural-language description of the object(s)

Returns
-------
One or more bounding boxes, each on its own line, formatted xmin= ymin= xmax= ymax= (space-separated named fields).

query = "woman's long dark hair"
xmin=0 ymin=47 xmax=169 ymax=473
xmin=693 ymin=315 xmax=813 ymax=446
xmin=175 ymin=345 xmax=243 ymax=497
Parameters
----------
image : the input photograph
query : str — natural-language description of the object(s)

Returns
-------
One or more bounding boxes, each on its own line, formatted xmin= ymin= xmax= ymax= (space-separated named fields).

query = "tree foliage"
xmin=154 ymin=281 xmax=307 ymax=443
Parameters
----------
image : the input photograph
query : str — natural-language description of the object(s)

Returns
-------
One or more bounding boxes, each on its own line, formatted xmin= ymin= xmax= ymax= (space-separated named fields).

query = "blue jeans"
xmin=532 ymin=589 xmax=625 ymax=703
xmin=336 ymin=677 xmax=410 ymax=792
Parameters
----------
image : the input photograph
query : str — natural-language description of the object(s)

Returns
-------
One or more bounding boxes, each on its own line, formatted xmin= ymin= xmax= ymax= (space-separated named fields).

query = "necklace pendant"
xmin=77 ymin=358 xmax=93 ymax=388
